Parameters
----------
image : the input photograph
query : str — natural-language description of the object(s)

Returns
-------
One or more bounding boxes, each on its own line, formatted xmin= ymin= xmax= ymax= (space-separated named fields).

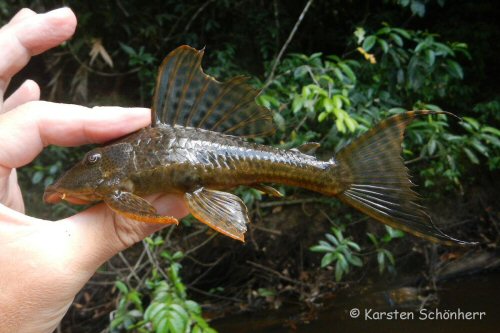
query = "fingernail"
xmin=47 ymin=7 xmax=73 ymax=19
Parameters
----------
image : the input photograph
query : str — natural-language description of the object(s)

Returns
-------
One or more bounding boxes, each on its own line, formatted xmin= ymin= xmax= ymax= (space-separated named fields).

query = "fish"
xmin=43 ymin=45 xmax=472 ymax=245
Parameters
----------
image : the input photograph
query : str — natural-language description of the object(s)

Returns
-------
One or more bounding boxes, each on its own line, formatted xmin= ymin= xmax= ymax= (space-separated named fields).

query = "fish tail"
xmin=334 ymin=111 xmax=473 ymax=246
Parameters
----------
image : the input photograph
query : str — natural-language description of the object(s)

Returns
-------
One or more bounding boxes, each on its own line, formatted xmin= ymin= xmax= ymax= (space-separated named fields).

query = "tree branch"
xmin=263 ymin=0 xmax=314 ymax=90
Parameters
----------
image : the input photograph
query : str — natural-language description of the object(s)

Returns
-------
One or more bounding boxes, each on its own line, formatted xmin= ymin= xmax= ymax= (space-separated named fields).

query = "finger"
xmin=0 ymin=7 xmax=76 ymax=94
xmin=0 ymin=101 xmax=150 ymax=173
xmin=61 ymin=194 xmax=190 ymax=272
xmin=5 ymin=8 xmax=37 ymax=26
xmin=2 ymin=79 xmax=40 ymax=113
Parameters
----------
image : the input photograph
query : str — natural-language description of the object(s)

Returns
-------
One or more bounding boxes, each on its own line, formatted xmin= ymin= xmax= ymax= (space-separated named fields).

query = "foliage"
xmin=111 ymin=239 xmax=216 ymax=333
xmin=367 ymin=226 xmax=405 ymax=274
xmin=388 ymin=0 xmax=446 ymax=18
xmin=1 ymin=0 xmax=499 ymax=328
xmin=259 ymin=23 xmax=500 ymax=195
xmin=310 ymin=226 xmax=363 ymax=282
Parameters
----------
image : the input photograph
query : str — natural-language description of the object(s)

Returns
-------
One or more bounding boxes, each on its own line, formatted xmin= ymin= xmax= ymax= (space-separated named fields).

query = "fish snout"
xmin=43 ymin=185 xmax=93 ymax=205
xmin=43 ymin=185 xmax=63 ymax=203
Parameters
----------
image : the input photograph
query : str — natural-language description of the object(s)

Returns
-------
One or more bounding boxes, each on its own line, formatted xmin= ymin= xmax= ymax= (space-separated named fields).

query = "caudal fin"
xmin=335 ymin=111 xmax=474 ymax=246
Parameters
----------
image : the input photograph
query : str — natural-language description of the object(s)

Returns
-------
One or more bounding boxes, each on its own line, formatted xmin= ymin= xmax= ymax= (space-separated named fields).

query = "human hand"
xmin=0 ymin=8 xmax=188 ymax=333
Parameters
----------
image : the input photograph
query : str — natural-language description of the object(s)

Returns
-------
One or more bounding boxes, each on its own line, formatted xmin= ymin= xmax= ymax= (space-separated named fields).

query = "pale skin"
xmin=0 ymin=8 xmax=189 ymax=333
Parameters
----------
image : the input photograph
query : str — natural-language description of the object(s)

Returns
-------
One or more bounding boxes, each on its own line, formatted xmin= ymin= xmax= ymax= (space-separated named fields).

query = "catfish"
xmin=44 ymin=45 xmax=472 ymax=245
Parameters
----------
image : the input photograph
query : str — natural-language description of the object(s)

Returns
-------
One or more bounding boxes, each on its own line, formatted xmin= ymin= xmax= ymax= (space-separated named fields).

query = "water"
xmin=213 ymin=271 xmax=500 ymax=333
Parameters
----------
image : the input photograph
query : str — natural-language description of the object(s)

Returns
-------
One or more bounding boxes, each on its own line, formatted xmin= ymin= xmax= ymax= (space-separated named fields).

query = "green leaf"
xmin=392 ymin=27 xmax=411 ymax=39
xmin=325 ymin=233 xmax=339 ymax=246
xmin=335 ymin=260 xmax=344 ymax=281
xmin=482 ymin=126 xmax=500 ymax=137
xmin=470 ymin=138 xmax=489 ymax=157
xmin=376 ymin=26 xmax=391 ymax=35
xmin=347 ymin=241 xmax=361 ymax=252
xmin=115 ymin=281 xmax=129 ymax=294
xmin=323 ymin=98 xmax=334 ymax=112
xmin=318 ymin=111 xmax=328 ymax=122
xmin=424 ymin=104 xmax=442 ymax=112
xmin=321 ymin=252 xmax=335 ymax=268
xmin=332 ymin=95 xmax=343 ymax=109
xmin=367 ymin=233 xmax=378 ymax=246
xmin=32 ymin=170 xmax=44 ymax=185
xmin=377 ymin=251 xmax=385 ymax=267
xmin=481 ymin=134 xmax=500 ymax=148
xmin=338 ymin=253 xmax=348 ymax=271
xmin=336 ymin=118 xmax=346 ymax=133
xmin=345 ymin=117 xmax=358 ymax=132
xmin=338 ymin=62 xmax=356 ymax=83
xmin=258 ymin=288 xmax=276 ymax=297
xmin=292 ymin=95 xmax=305 ymax=113
xmin=462 ymin=117 xmax=480 ymax=131
xmin=463 ymin=147 xmax=479 ymax=164
xmin=310 ymin=244 xmax=335 ymax=253
xmin=390 ymin=33 xmax=403 ymax=46
xmin=166 ymin=308 xmax=187 ymax=333
xmin=145 ymin=303 xmax=167 ymax=321
xmin=184 ymin=300 xmax=201 ymax=314
xmin=410 ymin=1 xmax=426 ymax=17
xmin=446 ymin=60 xmax=464 ymax=79
xmin=362 ymin=36 xmax=377 ymax=52
xmin=156 ymin=317 xmax=169 ymax=333
xmin=383 ymin=249 xmax=396 ymax=266
xmin=427 ymin=138 xmax=437 ymax=155
xmin=348 ymin=255 xmax=363 ymax=267
xmin=119 ymin=43 xmax=136 ymax=56
xmin=378 ymin=39 xmax=389 ymax=53
xmin=425 ymin=49 xmax=435 ymax=66
xmin=273 ymin=112 xmax=286 ymax=132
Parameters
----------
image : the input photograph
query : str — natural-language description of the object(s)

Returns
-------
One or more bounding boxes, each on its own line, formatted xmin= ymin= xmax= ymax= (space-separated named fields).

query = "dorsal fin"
xmin=151 ymin=45 xmax=275 ymax=138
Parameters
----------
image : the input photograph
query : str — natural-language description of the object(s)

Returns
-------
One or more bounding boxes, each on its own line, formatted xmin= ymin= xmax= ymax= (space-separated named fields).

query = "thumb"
xmin=60 ymin=193 xmax=189 ymax=273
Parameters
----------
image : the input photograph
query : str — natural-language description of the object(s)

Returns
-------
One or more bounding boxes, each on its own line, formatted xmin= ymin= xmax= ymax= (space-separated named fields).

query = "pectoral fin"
xmin=185 ymin=188 xmax=249 ymax=242
xmin=252 ymin=184 xmax=283 ymax=198
xmin=104 ymin=191 xmax=178 ymax=225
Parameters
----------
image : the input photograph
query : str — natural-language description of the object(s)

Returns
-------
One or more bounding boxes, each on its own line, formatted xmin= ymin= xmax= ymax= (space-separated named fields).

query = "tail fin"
xmin=335 ymin=111 xmax=474 ymax=246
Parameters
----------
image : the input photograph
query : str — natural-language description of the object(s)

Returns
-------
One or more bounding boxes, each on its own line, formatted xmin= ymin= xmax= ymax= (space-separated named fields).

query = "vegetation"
xmin=1 ymin=0 xmax=499 ymax=332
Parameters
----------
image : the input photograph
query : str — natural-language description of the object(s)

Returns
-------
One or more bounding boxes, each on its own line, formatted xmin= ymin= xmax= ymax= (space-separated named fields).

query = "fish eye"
xmin=86 ymin=152 xmax=101 ymax=164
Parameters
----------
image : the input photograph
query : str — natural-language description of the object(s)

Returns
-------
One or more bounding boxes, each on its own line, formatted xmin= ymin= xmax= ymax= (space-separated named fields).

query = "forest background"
xmin=1 ymin=0 xmax=499 ymax=332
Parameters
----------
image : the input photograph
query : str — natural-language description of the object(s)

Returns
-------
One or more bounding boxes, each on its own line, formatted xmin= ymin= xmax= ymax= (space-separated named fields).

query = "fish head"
xmin=44 ymin=143 xmax=133 ymax=205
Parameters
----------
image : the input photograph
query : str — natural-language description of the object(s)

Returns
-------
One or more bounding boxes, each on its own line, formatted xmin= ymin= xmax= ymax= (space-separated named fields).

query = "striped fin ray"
xmin=335 ymin=111 xmax=474 ymax=245
xmin=151 ymin=45 xmax=275 ymax=138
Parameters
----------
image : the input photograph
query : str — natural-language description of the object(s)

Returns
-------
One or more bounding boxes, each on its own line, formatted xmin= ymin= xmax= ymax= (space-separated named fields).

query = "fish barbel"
xmin=44 ymin=45 xmax=471 ymax=245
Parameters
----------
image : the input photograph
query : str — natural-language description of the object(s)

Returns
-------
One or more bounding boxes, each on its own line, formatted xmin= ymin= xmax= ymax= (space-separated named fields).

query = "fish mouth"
xmin=43 ymin=186 xmax=93 ymax=205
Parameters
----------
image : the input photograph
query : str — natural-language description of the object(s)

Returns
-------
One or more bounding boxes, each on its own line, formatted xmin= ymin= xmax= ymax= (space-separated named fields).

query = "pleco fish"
xmin=44 ymin=45 xmax=473 ymax=245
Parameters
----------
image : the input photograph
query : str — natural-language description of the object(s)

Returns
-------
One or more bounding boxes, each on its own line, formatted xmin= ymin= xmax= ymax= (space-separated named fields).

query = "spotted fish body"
xmin=44 ymin=46 xmax=471 ymax=245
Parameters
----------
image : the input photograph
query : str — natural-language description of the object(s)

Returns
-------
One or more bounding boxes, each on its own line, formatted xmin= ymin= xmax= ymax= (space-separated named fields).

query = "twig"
xmin=188 ymin=254 xmax=228 ymax=286
xmin=251 ymin=224 xmax=283 ymax=236
xmin=263 ymin=0 xmax=315 ymax=90
xmin=247 ymin=261 xmax=307 ymax=286
xmin=115 ymin=0 xmax=130 ymax=17
xmin=273 ymin=0 xmax=281 ymax=47
xmin=184 ymin=232 xmax=218 ymax=256
xmin=184 ymin=0 xmax=216 ymax=33
xmin=118 ymin=252 xmax=141 ymax=283
xmin=259 ymin=197 xmax=327 ymax=208
xmin=142 ymin=240 xmax=170 ymax=281
xmin=188 ymin=286 xmax=245 ymax=303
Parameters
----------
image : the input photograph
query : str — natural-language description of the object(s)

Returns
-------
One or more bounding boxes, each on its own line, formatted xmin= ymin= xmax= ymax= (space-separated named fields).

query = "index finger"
xmin=0 ymin=7 xmax=76 ymax=94
xmin=0 ymin=101 xmax=150 ymax=172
